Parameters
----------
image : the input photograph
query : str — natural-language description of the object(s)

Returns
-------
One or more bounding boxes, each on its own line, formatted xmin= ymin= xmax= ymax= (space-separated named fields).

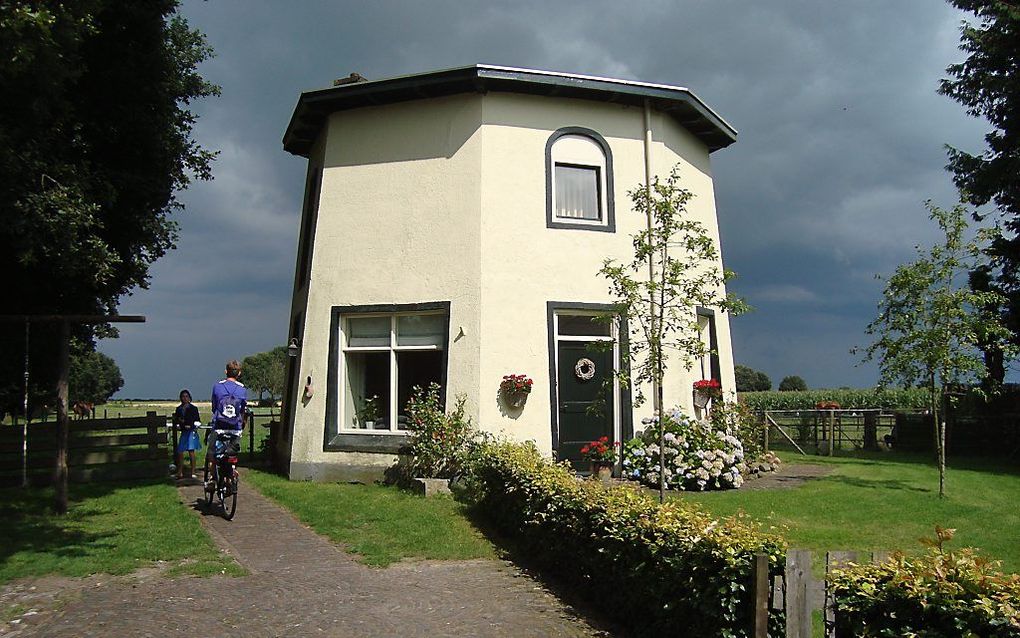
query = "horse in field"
xmin=72 ymin=401 xmax=94 ymax=420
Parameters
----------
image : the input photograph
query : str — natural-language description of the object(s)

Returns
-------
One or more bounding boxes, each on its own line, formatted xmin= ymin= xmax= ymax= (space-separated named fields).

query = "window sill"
xmin=324 ymin=433 xmax=409 ymax=454
xmin=547 ymin=219 xmax=615 ymax=233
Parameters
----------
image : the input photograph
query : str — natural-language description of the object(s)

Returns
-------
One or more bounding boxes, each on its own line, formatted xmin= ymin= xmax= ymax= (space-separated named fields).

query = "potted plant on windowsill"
xmin=692 ymin=378 xmax=722 ymax=409
xmin=500 ymin=374 xmax=533 ymax=409
xmin=356 ymin=395 xmax=381 ymax=428
xmin=581 ymin=435 xmax=618 ymax=484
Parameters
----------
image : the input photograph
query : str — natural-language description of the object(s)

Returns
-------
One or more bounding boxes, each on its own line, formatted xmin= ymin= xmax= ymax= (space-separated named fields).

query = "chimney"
xmin=333 ymin=72 xmax=367 ymax=87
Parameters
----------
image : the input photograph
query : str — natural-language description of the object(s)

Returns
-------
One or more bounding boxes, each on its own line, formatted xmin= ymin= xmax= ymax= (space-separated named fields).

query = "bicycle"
xmin=199 ymin=425 xmax=241 ymax=520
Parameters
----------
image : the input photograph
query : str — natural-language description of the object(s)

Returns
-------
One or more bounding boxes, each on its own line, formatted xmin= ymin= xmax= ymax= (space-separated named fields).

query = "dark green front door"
xmin=557 ymin=341 xmax=614 ymax=470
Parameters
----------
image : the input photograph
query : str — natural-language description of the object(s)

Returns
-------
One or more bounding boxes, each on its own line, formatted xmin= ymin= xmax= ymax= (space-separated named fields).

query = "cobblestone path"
xmin=4 ymin=476 xmax=606 ymax=637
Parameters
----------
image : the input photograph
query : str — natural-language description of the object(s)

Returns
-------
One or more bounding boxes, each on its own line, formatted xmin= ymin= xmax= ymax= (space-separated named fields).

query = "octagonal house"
xmin=279 ymin=65 xmax=738 ymax=481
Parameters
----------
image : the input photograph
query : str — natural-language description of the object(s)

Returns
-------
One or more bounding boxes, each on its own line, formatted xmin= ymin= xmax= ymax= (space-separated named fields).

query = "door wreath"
xmin=574 ymin=357 xmax=596 ymax=381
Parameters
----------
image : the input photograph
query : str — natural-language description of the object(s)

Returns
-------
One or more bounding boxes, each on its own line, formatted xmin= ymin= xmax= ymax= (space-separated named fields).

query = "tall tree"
xmin=857 ymin=202 xmax=1011 ymax=498
xmin=69 ymin=350 xmax=123 ymax=404
xmin=241 ymin=347 xmax=287 ymax=407
xmin=778 ymin=375 xmax=807 ymax=391
xmin=735 ymin=365 xmax=772 ymax=392
xmin=939 ymin=1 xmax=1020 ymax=370
xmin=0 ymin=1 xmax=218 ymax=409
xmin=600 ymin=165 xmax=747 ymax=502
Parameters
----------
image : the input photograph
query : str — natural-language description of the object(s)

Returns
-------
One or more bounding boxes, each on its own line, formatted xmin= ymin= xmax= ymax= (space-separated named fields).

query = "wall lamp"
xmin=287 ymin=337 xmax=301 ymax=358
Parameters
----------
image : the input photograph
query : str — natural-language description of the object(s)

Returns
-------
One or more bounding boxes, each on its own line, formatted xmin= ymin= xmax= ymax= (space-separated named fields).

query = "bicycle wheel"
xmin=222 ymin=472 xmax=238 ymax=520
xmin=203 ymin=465 xmax=214 ymax=508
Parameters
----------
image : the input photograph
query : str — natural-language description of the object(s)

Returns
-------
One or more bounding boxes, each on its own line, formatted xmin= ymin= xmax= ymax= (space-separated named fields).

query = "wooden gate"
xmin=0 ymin=412 xmax=167 ymax=486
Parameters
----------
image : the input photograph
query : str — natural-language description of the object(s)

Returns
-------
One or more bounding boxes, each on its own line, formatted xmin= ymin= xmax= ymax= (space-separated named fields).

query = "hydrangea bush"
xmin=622 ymin=409 xmax=746 ymax=490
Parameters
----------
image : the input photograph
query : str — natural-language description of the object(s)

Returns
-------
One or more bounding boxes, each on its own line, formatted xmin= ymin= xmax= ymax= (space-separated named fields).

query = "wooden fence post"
xmin=752 ymin=553 xmax=769 ymax=638
xmin=785 ymin=549 xmax=812 ymax=638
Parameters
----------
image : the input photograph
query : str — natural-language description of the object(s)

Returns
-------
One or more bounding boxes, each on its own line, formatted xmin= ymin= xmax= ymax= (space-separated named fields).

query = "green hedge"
xmin=739 ymin=388 xmax=929 ymax=412
xmin=468 ymin=441 xmax=787 ymax=637
xmin=829 ymin=530 xmax=1020 ymax=637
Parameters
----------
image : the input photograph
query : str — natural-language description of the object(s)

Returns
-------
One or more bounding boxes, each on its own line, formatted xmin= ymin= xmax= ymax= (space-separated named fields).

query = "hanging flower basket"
xmin=693 ymin=379 xmax=722 ymax=408
xmin=500 ymin=374 xmax=533 ymax=409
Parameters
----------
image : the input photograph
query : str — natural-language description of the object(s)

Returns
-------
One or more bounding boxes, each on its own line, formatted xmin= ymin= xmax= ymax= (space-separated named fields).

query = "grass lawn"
xmin=0 ymin=480 xmax=244 ymax=585
xmin=245 ymin=469 xmax=496 ymax=567
xmin=679 ymin=451 xmax=1020 ymax=574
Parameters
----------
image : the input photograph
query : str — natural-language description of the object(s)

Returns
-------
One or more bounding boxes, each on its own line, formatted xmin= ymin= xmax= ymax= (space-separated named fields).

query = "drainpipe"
xmin=643 ymin=99 xmax=660 ymax=414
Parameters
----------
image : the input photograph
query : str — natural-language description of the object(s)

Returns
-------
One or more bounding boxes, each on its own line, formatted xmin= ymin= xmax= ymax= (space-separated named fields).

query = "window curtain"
xmin=555 ymin=165 xmax=600 ymax=220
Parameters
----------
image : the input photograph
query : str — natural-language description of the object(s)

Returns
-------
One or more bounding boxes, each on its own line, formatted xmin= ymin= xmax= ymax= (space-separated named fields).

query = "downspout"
xmin=643 ymin=99 xmax=660 ymax=415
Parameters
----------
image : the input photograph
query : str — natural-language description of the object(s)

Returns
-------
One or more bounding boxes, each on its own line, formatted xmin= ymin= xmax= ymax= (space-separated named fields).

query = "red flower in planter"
xmin=581 ymin=436 xmax=618 ymax=463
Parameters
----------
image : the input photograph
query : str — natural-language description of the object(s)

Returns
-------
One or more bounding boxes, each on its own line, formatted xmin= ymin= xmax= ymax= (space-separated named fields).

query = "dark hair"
xmin=226 ymin=360 xmax=241 ymax=378
xmin=179 ymin=389 xmax=191 ymax=401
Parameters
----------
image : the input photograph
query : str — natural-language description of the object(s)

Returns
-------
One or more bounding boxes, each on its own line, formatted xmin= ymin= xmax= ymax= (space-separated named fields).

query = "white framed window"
xmin=545 ymin=128 xmax=615 ymax=232
xmin=339 ymin=311 xmax=445 ymax=433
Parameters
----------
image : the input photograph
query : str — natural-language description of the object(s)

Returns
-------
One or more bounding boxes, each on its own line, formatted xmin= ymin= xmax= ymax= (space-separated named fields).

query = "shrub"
xmin=469 ymin=440 xmax=787 ymax=637
xmin=739 ymin=388 xmax=928 ymax=412
xmin=401 ymin=383 xmax=475 ymax=480
xmin=778 ymin=375 xmax=807 ymax=391
xmin=623 ymin=409 xmax=745 ymax=490
xmin=829 ymin=527 xmax=1020 ymax=637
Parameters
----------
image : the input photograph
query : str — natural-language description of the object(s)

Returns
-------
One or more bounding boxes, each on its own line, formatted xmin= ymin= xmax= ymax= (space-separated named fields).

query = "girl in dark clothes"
xmin=174 ymin=389 xmax=201 ymax=479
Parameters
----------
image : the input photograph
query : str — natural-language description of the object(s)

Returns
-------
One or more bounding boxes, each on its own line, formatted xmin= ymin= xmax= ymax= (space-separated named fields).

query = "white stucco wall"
xmin=285 ymin=90 xmax=737 ymax=479
xmin=476 ymin=93 xmax=734 ymax=451
xmin=287 ymin=95 xmax=485 ymax=480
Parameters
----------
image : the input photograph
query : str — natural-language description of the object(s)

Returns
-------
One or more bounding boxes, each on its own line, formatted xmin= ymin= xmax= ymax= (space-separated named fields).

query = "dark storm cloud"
xmin=100 ymin=0 xmax=987 ymax=396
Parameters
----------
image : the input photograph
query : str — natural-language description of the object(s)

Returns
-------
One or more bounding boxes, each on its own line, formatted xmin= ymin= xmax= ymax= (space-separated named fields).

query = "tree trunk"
xmin=657 ymin=357 xmax=665 ymax=504
xmin=54 ymin=320 xmax=70 ymax=515
xmin=938 ymin=390 xmax=947 ymax=499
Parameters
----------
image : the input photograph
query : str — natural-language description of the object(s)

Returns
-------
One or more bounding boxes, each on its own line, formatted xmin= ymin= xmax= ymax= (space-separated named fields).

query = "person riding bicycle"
xmin=206 ymin=359 xmax=247 ymax=489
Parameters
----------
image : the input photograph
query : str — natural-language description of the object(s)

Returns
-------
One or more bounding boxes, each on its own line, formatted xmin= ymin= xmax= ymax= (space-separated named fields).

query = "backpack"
xmin=216 ymin=381 xmax=245 ymax=428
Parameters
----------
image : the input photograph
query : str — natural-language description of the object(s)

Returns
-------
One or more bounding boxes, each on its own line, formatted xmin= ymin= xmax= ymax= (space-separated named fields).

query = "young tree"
xmin=857 ymin=202 xmax=1011 ymax=498
xmin=0 ymin=1 xmax=219 ymax=407
xmin=778 ymin=375 xmax=808 ymax=391
xmin=600 ymin=165 xmax=747 ymax=502
xmin=939 ymin=1 xmax=1020 ymax=371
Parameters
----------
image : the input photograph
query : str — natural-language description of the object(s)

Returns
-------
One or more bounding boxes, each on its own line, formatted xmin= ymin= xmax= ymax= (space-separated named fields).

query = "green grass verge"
xmin=0 ymin=481 xmax=244 ymax=585
xmin=245 ymin=469 xmax=497 ymax=567
xmin=679 ymin=451 xmax=1020 ymax=574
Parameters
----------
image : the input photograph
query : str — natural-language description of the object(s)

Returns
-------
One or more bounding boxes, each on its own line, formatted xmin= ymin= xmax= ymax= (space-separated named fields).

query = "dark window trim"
xmin=545 ymin=127 xmax=615 ymax=233
xmin=324 ymin=301 xmax=451 ymax=452
xmin=696 ymin=306 xmax=722 ymax=382
xmin=545 ymin=301 xmax=633 ymax=460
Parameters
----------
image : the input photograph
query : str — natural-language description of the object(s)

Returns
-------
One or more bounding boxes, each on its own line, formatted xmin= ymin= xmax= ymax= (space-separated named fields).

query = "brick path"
xmin=4 ymin=475 xmax=607 ymax=637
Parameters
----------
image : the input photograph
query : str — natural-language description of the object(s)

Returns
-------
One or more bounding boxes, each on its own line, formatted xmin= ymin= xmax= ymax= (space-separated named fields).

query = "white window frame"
xmin=552 ymin=312 xmax=621 ymax=445
xmin=550 ymin=135 xmax=609 ymax=228
xmin=338 ymin=310 xmax=445 ymax=434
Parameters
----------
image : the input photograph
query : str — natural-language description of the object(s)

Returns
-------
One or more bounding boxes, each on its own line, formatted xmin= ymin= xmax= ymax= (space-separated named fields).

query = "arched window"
xmin=545 ymin=127 xmax=615 ymax=232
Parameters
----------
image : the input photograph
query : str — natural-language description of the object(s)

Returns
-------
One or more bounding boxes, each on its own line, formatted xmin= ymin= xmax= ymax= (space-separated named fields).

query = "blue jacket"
xmin=211 ymin=379 xmax=247 ymax=430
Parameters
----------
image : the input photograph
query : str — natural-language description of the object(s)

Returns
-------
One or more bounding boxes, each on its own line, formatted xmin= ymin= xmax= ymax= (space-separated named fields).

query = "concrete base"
xmin=413 ymin=477 xmax=451 ymax=497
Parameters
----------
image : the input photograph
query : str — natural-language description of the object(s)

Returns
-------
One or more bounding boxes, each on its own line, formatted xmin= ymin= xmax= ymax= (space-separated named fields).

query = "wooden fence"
xmin=0 ymin=411 xmax=167 ymax=486
xmin=751 ymin=549 xmax=890 ymax=638
xmin=765 ymin=409 xmax=904 ymax=456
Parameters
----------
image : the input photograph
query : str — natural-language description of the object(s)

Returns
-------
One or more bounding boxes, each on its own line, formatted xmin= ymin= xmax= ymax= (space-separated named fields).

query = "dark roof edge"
xmin=282 ymin=64 xmax=737 ymax=157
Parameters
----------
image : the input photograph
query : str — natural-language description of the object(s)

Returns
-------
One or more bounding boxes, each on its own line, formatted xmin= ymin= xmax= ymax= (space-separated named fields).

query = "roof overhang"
xmin=282 ymin=64 xmax=738 ymax=157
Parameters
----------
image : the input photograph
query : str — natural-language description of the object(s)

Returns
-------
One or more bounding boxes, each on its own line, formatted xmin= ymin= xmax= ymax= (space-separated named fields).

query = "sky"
xmin=100 ymin=0 xmax=990 ymax=398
